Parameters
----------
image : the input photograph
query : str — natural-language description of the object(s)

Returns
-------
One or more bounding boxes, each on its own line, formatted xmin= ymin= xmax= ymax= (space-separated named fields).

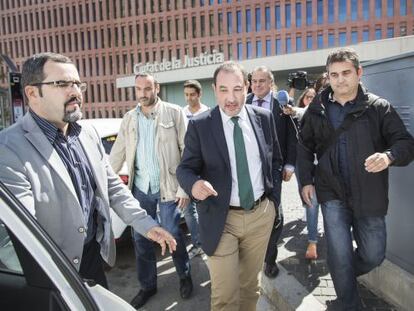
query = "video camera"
xmin=287 ymin=71 xmax=313 ymax=90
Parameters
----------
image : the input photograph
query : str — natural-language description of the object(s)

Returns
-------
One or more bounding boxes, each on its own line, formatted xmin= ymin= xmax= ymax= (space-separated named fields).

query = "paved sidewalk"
xmin=261 ymin=176 xmax=399 ymax=310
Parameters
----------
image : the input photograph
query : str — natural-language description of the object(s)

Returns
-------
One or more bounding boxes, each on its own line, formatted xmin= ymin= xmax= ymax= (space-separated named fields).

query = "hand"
xmin=364 ymin=152 xmax=391 ymax=173
xmin=191 ymin=180 xmax=218 ymax=200
xmin=176 ymin=197 xmax=190 ymax=209
xmin=282 ymin=169 xmax=294 ymax=182
xmin=282 ymin=104 xmax=296 ymax=116
xmin=146 ymin=227 xmax=177 ymax=256
xmin=302 ymin=185 xmax=315 ymax=208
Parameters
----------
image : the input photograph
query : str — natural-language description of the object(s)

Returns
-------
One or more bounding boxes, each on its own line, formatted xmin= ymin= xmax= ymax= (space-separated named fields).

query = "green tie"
xmin=231 ymin=117 xmax=255 ymax=210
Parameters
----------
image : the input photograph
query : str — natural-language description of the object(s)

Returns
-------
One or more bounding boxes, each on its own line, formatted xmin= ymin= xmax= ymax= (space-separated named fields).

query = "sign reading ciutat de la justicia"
xmin=134 ymin=50 xmax=225 ymax=74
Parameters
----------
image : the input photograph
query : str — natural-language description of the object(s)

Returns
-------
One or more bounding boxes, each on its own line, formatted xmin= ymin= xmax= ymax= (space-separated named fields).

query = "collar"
xmin=219 ymin=105 xmax=248 ymax=124
xmin=136 ymin=97 xmax=160 ymax=118
xmin=29 ymin=110 xmax=81 ymax=143
xmin=252 ymin=91 xmax=272 ymax=104
xmin=328 ymin=91 xmax=356 ymax=106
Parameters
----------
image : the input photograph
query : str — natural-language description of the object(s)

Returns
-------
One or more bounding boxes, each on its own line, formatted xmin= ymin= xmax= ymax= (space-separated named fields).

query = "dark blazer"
xmin=246 ymin=92 xmax=297 ymax=167
xmin=176 ymin=105 xmax=283 ymax=256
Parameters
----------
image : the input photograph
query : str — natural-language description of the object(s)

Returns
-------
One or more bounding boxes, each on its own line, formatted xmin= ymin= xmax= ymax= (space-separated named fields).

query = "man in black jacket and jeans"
xmin=297 ymin=48 xmax=414 ymax=310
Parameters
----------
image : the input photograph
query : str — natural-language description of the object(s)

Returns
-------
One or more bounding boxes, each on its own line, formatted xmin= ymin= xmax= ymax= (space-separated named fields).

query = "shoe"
xmin=264 ymin=263 xmax=279 ymax=278
xmin=130 ymin=288 xmax=157 ymax=309
xmin=305 ymin=242 xmax=318 ymax=260
xmin=179 ymin=275 xmax=193 ymax=299
xmin=188 ymin=246 xmax=203 ymax=259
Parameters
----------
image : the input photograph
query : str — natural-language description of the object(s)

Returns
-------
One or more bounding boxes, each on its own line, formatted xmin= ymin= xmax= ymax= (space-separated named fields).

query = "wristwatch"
xmin=385 ymin=151 xmax=395 ymax=164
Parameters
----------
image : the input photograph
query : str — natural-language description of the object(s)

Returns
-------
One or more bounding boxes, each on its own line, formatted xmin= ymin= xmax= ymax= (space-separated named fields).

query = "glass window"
xmin=296 ymin=36 xmax=302 ymax=52
xmin=375 ymin=0 xmax=382 ymax=18
xmin=218 ymin=12 xmax=223 ymax=35
xmin=363 ymin=29 xmax=369 ymax=41
xmin=328 ymin=33 xmax=335 ymax=46
xmin=0 ymin=221 xmax=23 ymax=274
xmin=227 ymin=12 xmax=232 ymax=34
xmin=246 ymin=9 xmax=251 ymax=32
xmin=296 ymin=2 xmax=302 ymax=27
xmin=275 ymin=5 xmax=281 ymax=29
xmin=387 ymin=27 xmax=394 ymax=38
xmin=400 ymin=0 xmax=407 ymax=16
xmin=247 ymin=41 xmax=252 ymax=59
xmin=266 ymin=39 xmax=271 ymax=56
xmin=286 ymin=37 xmax=291 ymax=53
xmin=339 ymin=32 xmax=346 ymax=46
xmin=256 ymin=40 xmax=262 ymax=57
xmin=237 ymin=10 xmax=242 ymax=33
xmin=276 ymin=38 xmax=282 ymax=54
xmin=307 ymin=35 xmax=312 ymax=49
xmin=351 ymin=31 xmax=358 ymax=43
xmin=317 ymin=34 xmax=323 ymax=48
xmin=375 ymin=28 xmax=382 ymax=39
xmin=285 ymin=3 xmax=291 ymax=28
xmin=351 ymin=0 xmax=358 ymax=20
xmin=387 ymin=0 xmax=394 ymax=17
xmin=363 ymin=0 xmax=370 ymax=20
xmin=328 ymin=0 xmax=334 ymax=23
xmin=237 ymin=42 xmax=242 ymax=60
xmin=265 ymin=7 xmax=271 ymax=30
xmin=339 ymin=0 xmax=347 ymax=22
xmin=255 ymin=8 xmax=261 ymax=31
xmin=317 ymin=0 xmax=323 ymax=24
xmin=306 ymin=1 xmax=312 ymax=25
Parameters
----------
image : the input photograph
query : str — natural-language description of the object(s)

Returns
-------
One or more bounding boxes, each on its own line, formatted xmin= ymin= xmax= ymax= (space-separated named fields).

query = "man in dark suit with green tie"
xmin=177 ymin=61 xmax=283 ymax=311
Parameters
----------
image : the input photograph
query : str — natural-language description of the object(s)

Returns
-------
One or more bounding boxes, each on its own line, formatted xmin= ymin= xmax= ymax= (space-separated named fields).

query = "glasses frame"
xmin=30 ymin=80 xmax=87 ymax=92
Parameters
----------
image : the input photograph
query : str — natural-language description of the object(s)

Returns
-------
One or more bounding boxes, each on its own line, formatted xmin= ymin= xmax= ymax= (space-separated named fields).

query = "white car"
xmin=78 ymin=118 xmax=129 ymax=240
xmin=0 ymin=181 xmax=135 ymax=310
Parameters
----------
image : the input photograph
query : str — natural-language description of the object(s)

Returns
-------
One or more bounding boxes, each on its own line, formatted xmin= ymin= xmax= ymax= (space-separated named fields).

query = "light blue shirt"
xmin=252 ymin=92 xmax=272 ymax=110
xmin=134 ymin=106 xmax=160 ymax=194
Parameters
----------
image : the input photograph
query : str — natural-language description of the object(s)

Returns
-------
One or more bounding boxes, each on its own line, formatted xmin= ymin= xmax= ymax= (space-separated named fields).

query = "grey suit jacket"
xmin=0 ymin=113 xmax=157 ymax=269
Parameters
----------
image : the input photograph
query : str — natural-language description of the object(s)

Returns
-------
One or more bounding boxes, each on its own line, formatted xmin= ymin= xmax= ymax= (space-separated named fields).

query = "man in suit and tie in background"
xmin=177 ymin=61 xmax=283 ymax=311
xmin=246 ymin=66 xmax=298 ymax=278
xmin=0 ymin=52 xmax=176 ymax=290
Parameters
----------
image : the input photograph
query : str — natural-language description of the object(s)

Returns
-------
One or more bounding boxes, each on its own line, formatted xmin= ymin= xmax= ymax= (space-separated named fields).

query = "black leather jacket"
xmin=297 ymin=85 xmax=414 ymax=217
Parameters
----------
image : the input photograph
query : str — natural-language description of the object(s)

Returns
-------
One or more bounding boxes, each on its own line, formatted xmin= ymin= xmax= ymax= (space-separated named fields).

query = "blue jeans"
xmin=132 ymin=187 xmax=190 ymax=290
xmin=304 ymin=194 xmax=319 ymax=243
xmin=321 ymin=200 xmax=386 ymax=310
xmin=183 ymin=200 xmax=201 ymax=247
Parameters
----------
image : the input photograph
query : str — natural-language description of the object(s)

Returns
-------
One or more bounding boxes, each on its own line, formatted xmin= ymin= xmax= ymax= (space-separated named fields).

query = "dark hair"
xmin=314 ymin=72 xmax=329 ymax=94
xmin=183 ymin=79 xmax=202 ymax=94
xmin=213 ymin=61 xmax=248 ymax=86
xmin=297 ymin=88 xmax=316 ymax=108
xmin=135 ymin=72 xmax=158 ymax=85
xmin=21 ymin=52 xmax=73 ymax=101
xmin=326 ymin=48 xmax=360 ymax=72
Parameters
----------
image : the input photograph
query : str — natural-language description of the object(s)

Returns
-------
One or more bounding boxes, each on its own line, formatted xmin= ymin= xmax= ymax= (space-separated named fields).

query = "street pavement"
xmin=107 ymin=176 xmax=399 ymax=310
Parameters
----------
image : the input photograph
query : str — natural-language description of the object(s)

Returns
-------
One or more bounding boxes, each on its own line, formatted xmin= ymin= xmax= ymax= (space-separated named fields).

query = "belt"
xmin=229 ymin=194 xmax=267 ymax=211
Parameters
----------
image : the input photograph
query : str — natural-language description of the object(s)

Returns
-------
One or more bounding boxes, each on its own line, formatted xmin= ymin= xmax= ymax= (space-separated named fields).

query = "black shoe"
xmin=264 ymin=263 xmax=280 ymax=279
xmin=179 ymin=275 xmax=193 ymax=299
xmin=130 ymin=288 xmax=157 ymax=309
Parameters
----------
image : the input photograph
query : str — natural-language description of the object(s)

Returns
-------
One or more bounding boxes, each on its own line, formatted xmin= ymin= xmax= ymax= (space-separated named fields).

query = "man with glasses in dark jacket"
xmin=297 ymin=48 xmax=414 ymax=310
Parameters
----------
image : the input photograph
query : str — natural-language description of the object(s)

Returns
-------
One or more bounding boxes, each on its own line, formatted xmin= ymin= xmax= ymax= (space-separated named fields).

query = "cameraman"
xmin=246 ymin=66 xmax=298 ymax=278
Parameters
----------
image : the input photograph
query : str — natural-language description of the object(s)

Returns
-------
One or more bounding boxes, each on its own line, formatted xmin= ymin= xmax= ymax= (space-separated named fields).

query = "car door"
xmin=0 ymin=181 xmax=134 ymax=311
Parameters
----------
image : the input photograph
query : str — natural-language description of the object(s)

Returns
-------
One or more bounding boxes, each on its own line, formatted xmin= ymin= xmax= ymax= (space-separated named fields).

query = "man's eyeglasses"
xmin=31 ymin=80 xmax=87 ymax=92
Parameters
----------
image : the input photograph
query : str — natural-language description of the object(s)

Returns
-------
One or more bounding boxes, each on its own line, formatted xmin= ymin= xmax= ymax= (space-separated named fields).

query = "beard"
xmin=63 ymin=97 xmax=83 ymax=123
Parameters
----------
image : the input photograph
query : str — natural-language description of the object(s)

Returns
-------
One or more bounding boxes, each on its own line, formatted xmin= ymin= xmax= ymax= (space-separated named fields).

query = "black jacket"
xmin=297 ymin=85 xmax=414 ymax=217
xmin=246 ymin=92 xmax=297 ymax=167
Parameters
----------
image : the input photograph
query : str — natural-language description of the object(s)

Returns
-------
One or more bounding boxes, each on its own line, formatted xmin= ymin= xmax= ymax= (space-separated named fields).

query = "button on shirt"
xmin=219 ymin=106 xmax=264 ymax=206
xmin=326 ymin=93 xmax=355 ymax=196
xmin=30 ymin=110 xmax=97 ymax=243
xmin=134 ymin=105 xmax=160 ymax=194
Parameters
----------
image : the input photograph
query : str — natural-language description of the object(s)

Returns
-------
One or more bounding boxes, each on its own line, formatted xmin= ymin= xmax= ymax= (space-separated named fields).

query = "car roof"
xmin=77 ymin=118 xmax=122 ymax=138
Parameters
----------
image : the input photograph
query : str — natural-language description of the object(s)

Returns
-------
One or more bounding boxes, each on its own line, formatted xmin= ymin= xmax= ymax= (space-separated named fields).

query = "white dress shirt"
xmin=219 ymin=106 xmax=265 ymax=207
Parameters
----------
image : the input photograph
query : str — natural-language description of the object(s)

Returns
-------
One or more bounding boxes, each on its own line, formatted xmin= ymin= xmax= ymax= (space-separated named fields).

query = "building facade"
xmin=0 ymin=0 xmax=413 ymax=119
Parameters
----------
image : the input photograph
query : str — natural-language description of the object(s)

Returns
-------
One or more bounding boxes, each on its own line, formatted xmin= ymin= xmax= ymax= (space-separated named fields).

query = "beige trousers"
xmin=207 ymin=198 xmax=276 ymax=311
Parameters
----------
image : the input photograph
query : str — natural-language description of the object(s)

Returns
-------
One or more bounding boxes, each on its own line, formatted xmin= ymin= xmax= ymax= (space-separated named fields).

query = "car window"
xmin=101 ymin=135 xmax=117 ymax=154
xmin=0 ymin=221 xmax=23 ymax=274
